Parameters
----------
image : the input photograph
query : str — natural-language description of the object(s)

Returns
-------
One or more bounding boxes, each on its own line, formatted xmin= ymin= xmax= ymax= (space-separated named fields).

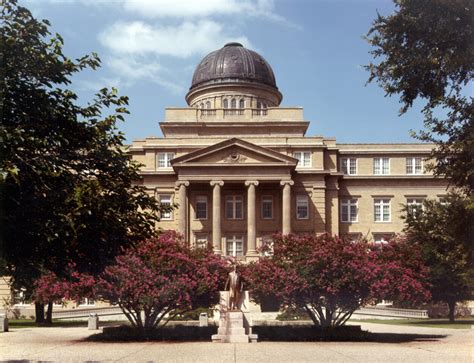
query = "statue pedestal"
xmin=212 ymin=310 xmax=257 ymax=343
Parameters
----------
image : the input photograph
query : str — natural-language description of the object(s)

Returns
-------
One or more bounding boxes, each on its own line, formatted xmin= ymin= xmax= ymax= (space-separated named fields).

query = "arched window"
xmin=231 ymin=98 xmax=237 ymax=109
xmin=239 ymin=99 xmax=245 ymax=109
xmin=256 ymin=100 xmax=261 ymax=109
xmin=262 ymin=102 xmax=267 ymax=109
xmin=199 ymin=102 xmax=204 ymax=109
xmin=205 ymin=101 xmax=211 ymax=109
xmin=223 ymin=98 xmax=228 ymax=109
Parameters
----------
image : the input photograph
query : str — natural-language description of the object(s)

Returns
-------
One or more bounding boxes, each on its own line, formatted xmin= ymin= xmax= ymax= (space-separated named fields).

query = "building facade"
xmin=129 ymin=42 xmax=448 ymax=261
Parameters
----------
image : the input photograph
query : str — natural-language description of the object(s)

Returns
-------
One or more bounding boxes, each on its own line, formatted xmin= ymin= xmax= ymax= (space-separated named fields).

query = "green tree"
xmin=403 ymin=194 xmax=474 ymax=322
xmin=0 ymin=0 xmax=164 ymax=322
xmin=366 ymin=0 xmax=474 ymax=193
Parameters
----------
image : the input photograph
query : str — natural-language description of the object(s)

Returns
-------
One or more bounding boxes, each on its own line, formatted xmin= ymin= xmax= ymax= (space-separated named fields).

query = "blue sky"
xmin=23 ymin=0 xmax=426 ymax=144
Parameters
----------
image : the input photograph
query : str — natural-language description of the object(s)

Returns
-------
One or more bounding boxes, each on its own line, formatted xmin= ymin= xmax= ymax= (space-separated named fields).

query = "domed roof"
xmin=190 ymin=42 xmax=278 ymax=91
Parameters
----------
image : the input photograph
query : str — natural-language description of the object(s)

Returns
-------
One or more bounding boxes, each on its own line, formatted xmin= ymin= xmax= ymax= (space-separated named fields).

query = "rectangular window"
xmin=195 ymin=196 xmax=208 ymax=219
xmin=341 ymin=199 xmax=358 ymax=222
xmin=296 ymin=195 xmax=309 ymax=219
xmin=293 ymin=151 xmax=311 ymax=167
xmin=341 ymin=158 xmax=357 ymax=175
xmin=159 ymin=194 xmax=172 ymax=220
xmin=374 ymin=199 xmax=391 ymax=222
xmin=261 ymin=195 xmax=273 ymax=219
xmin=407 ymin=198 xmax=424 ymax=215
xmin=226 ymin=195 xmax=243 ymax=220
xmin=195 ymin=233 xmax=208 ymax=249
xmin=226 ymin=235 xmax=244 ymax=257
xmin=373 ymin=158 xmax=390 ymax=175
xmin=406 ymin=157 xmax=423 ymax=174
xmin=373 ymin=233 xmax=393 ymax=244
xmin=157 ymin=152 xmax=175 ymax=168
xmin=79 ymin=298 xmax=95 ymax=306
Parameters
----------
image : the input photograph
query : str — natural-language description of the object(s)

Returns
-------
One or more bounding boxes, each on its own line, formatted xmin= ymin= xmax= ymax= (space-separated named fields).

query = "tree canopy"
xmin=403 ymin=194 xmax=474 ymax=321
xmin=0 ymin=0 xmax=163 ymax=297
xmin=366 ymin=0 xmax=473 ymax=193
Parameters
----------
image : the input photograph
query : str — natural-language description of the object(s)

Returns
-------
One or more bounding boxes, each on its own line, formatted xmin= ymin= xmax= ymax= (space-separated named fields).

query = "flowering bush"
xmin=99 ymin=231 xmax=228 ymax=335
xmin=244 ymin=234 xmax=430 ymax=328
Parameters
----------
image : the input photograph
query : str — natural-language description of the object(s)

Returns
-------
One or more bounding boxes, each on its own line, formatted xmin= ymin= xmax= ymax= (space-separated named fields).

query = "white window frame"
xmin=195 ymin=195 xmax=208 ymax=220
xmin=293 ymin=151 xmax=311 ymax=168
xmin=407 ymin=198 xmax=424 ymax=215
xmin=341 ymin=158 xmax=357 ymax=175
xmin=373 ymin=157 xmax=390 ymax=175
xmin=194 ymin=233 xmax=209 ymax=249
xmin=341 ymin=198 xmax=358 ymax=223
xmin=79 ymin=298 xmax=95 ymax=306
xmin=374 ymin=198 xmax=391 ymax=222
xmin=373 ymin=233 xmax=393 ymax=245
xmin=226 ymin=235 xmax=244 ymax=257
xmin=296 ymin=195 xmax=309 ymax=220
xmin=157 ymin=152 xmax=175 ymax=169
xmin=159 ymin=194 xmax=172 ymax=220
xmin=226 ymin=195 xmax=243 ymax=220
xmin=406 ymin=157 xmax=423 ymax=175
xmin=261 ymin=236 xmax=274 ymax=256
xmin=261 ymin=195 xmax=274 ymax=220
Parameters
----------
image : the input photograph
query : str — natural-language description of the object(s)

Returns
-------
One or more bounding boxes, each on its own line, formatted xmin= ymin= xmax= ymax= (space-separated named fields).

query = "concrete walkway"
xmin=0 ymin=323 xmax=472 ymax=362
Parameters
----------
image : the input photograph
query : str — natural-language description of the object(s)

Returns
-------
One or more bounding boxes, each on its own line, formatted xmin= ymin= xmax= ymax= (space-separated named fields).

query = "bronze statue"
xmin=225 ymin=265 xmax=243 ymax=310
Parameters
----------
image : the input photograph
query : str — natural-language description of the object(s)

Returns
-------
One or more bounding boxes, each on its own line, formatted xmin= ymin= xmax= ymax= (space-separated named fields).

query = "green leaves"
xmin=366 ymin=0 xmax=474 ymax=193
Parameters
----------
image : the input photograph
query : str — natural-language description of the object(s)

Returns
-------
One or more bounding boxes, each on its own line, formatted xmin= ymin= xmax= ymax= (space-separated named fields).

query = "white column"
xmin=176 ymin=181 xmax=189 ymax=241
xmin=245 ymin=180 xmax=259 ymax=257
xmin=280 ymin=180 xmax=294 ymax=235
xmin=210 ymin=180 xmax=224 ymax=254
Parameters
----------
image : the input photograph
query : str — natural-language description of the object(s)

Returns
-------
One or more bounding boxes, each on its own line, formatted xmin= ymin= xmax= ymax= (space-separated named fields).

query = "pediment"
xmin=171 ymin=138 xmax=297 ymax=168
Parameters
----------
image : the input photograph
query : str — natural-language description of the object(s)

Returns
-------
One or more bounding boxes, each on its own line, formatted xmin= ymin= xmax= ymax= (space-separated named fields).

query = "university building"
xmin=130 ymin=42 xmax=448 ymax=260
xmin=0 ymin=42 xmax=450 ymax=314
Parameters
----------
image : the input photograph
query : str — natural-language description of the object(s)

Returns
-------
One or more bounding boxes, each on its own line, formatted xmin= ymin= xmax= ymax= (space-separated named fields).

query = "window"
xmin=223 ymin=98 xmax=229 ymax=109
xmin=231 ymin=98 xmax=237 ymax=109
xmin=373 ymin=158 xmax=390 ymax=175
xmin=157 ymin=152 xmax=174 ymax=169
xmin=341 ymin=199 xmax=358 ymax=222
xmin=261 ymin=196 xmax=273 ymax=219
xmin=373 ymin=233 xmax=393 ymax=244
xmin=293 ymin=151 xmax=311 ymax=168
xmin=79 ymin=298 xmax=95 ymax=306
xmin=195 ymin=234 xmax=208 ymax=249
xmin=205 ymin=101 xmax=211 ymax=109
xmin=296 ymin=195 xmax=309 ymax=219
xmin=226 ymin=195 xmax=243 ymax=219
xmin=261 ymin=236 xmax=274 ymax=256
xmin=226 ymin=235 xmax=244 ymax=257
xmin=407 ymin=198 xmax=424 ymax=216
xmin=159 ymin=195 xmax=172 ymax=220
xmin=195 ymin=196 xmax=208 ymax=220
xmin=374 ymin=199 xmax=391 ymax=222
xmin=13 ymin=289 xmax=30 ymax=306
xmin=239 ymin=99 xmax=245 ymax=109
xmin=341 ymin=158 xmax=357 ymax=175
xmin=199 ymin=102 xmax=204 ymax=109
xmin=406 ymin=157 xmax=423 ymax=174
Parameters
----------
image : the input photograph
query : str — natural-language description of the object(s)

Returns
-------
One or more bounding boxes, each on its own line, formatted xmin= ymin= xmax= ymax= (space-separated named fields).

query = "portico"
xmin=170 ymin=138 xmax=298 ymax=258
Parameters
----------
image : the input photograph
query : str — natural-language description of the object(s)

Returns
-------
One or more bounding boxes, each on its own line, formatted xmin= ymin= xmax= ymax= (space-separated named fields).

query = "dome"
xmin=189 ymin=42 xmax=278 ymax=91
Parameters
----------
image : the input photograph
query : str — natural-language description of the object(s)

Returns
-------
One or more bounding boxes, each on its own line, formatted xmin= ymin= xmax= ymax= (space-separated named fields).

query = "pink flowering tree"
xmin=99 ymin=231 xmax=228 ymax=335
xmin=244 ymin=234 xmax=430 ymax=328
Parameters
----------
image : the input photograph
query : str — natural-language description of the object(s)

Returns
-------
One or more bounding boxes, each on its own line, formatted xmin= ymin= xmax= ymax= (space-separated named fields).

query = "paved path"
xmin=0 ymin=323 xmax=472 ymax=362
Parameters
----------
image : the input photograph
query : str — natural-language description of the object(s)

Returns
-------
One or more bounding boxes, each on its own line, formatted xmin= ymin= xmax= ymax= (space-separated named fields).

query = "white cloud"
xmin=99 ymin=20 xmax=250 ymax=58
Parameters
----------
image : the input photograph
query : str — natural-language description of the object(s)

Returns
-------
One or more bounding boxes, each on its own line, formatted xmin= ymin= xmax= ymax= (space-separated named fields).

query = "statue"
xmin=225 ymin=265 xmax=243 ymax=310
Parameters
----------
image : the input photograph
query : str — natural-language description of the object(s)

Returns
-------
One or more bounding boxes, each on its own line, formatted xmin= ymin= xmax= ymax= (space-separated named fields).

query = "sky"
xmin=22 ymin=0 xmax=427 ymax=144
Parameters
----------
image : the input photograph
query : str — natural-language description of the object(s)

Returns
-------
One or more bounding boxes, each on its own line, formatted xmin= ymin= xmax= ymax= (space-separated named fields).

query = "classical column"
xmin=176 ymin=181 xmax=189 ymax=241
xmin=280 ymin=180 xmax=294 ymax=235
xmin=210 ymin=180 xmax=224 ymax=254
xmin=245 ymin=180 xmax=259 ymax=257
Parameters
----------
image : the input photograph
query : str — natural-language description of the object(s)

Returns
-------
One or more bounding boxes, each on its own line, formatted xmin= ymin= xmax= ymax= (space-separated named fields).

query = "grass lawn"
xmin=356 ymin=317 xmax=474 ymax=329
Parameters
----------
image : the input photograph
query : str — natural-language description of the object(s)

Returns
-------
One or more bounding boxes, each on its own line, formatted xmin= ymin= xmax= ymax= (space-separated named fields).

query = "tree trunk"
xmin=447 ymin=300 xmax=456 ymax=322
xmin=45 ymin=302 xmax=53 ymax=324
xmin=35 ymin=302 xmax=45 ymax=324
